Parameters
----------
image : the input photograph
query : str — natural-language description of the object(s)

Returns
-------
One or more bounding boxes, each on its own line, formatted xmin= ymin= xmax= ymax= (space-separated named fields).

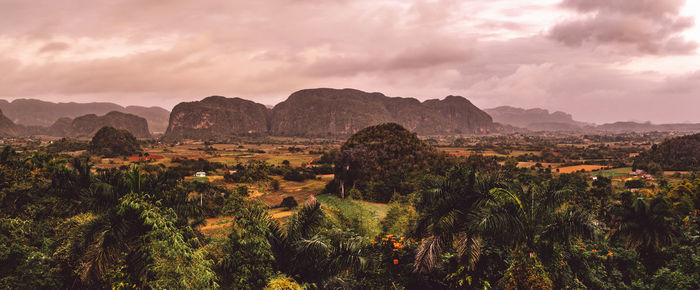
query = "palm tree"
xmin=267 ymin=196 xmax=366 ymax=286
xmin=609 ymin=193 xmax=678 ymax=271
xmin=412 ymin=164 xmax=506 ymax=273
xmin=475 ymin=183 xmax=598 ymax=257
xmin=414 ymin=165 xmax=598 ymax=286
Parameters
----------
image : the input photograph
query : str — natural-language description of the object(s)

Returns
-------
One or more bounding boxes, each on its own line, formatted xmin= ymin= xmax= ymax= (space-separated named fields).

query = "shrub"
xmin=280 ymin=197 xmax=298 ymax=209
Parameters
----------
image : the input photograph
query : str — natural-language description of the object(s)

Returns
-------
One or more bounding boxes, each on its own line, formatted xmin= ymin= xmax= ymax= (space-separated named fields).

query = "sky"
xmin=0 ymin=0 xmax=699 ymax=124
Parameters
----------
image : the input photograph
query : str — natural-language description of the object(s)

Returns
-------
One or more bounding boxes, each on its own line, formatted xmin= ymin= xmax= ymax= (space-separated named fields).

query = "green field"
xmin=592 ymin=167 xmax=632 ymax=178
xmin=316 ymin=194 xmax=388 ymax=219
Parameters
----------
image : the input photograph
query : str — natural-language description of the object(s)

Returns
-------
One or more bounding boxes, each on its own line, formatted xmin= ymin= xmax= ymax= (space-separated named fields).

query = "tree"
xmin=633 ymin=133 xmax=700 ymax=171
xmin=333 ymin=123 xmax=449 ymax=202
xmin=412 ymin=164 xmax=502 ymax=274
xmin=413 ymin=164 xmax=598 ymax=287
xmin=610 ymin=194 xmax=679 ymax=271
xmin=217 ymin=201 xmax=274 ymax=289
xmin=89 ymin=126 xmax=140 ymax=157
xmin=70 ymin=166 xmax=217 ymax=288
xmin=267 ymin=197 xmax=366 ymax=286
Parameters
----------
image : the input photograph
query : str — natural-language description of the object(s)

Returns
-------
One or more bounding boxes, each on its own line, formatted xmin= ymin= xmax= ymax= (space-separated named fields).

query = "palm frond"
xmin=413 ymin=235 xmax=445 ymax=273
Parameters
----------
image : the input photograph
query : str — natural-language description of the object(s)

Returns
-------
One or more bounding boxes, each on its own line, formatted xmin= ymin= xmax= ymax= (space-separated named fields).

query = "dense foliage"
xmin=331 ymin=123 xmax=450 ymax=202
xmin=45 ymin=138 xmax=88 ymax=153
xmin=0 ymin=146 xmax=249 ymax=288
xmin=89 ymin=126 xmax=141 ymax=157
xmin=2 ymin=128 xmax=700 ymax=289
xmin=634 ymin=133 xmax=700 ymax=171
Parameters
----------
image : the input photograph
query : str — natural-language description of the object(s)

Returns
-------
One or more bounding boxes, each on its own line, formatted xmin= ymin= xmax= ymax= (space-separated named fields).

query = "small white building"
xmin=195 ymin=172 xmax=206 ymax=177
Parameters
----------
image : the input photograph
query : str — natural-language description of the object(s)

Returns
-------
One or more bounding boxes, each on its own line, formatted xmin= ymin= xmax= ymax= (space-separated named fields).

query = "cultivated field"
xmin=556 ymin=165 xmax=609 ymax=173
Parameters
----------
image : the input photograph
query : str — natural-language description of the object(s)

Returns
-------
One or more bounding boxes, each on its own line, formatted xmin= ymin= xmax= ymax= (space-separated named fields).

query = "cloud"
xmin=36 ymin=41 xmax=69 ymax=54
xmin=0 ymin=0 xmax=698 ymax=123
xmin=561 ymin=0 xmax=686 ymax=17
xmin=550 ymin=0 xmax=697 ymax=54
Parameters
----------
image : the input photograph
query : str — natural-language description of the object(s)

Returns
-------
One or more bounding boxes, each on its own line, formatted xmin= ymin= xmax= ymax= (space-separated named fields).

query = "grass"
xmin=315 ymin=194 xmax=388 ymax=237
xmin=593 ymin=167 xmax=632 ymax=178
xmin=200 ymin=216 xmax=235 ymax=237
xmin=316 ymin=194 xmax=388 ymax=220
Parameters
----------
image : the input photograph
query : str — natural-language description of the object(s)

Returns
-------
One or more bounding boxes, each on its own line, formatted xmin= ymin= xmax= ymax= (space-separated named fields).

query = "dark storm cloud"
xmin=551 ymin=0 xmax=697 ymax=54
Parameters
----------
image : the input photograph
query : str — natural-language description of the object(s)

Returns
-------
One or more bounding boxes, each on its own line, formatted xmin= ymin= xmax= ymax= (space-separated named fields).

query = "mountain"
xmin=47 ymin=111 xmax=151 ymax=138
xmin=0 ymin=109 xmax=18 ymax=137
xmin=270 ymin=89 xmax=393 ymax=137
xmin=164 ymin=96 xmax=270 ymax=140
xmin=164 ymin=88 xmax=495 ymax=140
xmin=484 ymin=106 xmax=587 ymax=131
xmin=423 ymin=95 xmax=493 ymax=134
xmin=122 ymin=106 xmax=170 ymax=133
xmin=0 ymin=99 xmax=169 ymax=133
xmin=269 ymin=88 xmax=494 ymax=137
xmin=596 ymin=122 xmax=700 ymax=133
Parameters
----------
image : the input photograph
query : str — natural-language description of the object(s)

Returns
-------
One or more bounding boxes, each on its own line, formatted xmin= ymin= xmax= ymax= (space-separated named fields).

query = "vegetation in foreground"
xmin=1 ymin=125 xmax=700 ymax=289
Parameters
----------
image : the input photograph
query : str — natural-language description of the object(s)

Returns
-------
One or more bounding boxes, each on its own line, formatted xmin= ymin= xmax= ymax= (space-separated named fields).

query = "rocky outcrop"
xmin=163 ymin=88 xmax=496 ymax=139
xmin=270 ymin=89 xmax=393 ymax=137
xmin=269 ymin=88 xmax=495 ymax=137
xmin=423 ymin=95 xmax=494 ymax=134
xmin=163 ymin=96 xmax=270 ymax=140
xmin=47 ymin=111 xmax=151 ymax=138
xmin=0 ymin=109 xmax=18 ymax=137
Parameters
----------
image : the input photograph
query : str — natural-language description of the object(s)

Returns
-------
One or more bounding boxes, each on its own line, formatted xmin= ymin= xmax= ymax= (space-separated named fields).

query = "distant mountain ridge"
xmin=485 ymin=106 xmax=589 ymax=131
xmin=596 ymin=122 xmax=700 ymax=133
xmin=164 ymin=88 xmax=495 ymax=140
xmin=0 ymin=99 xmax=170 ymax=133
xmin=485 ymin=105 xmax=700 ymax=133
xmin=4 ymin=93 xmax=700 ymax=139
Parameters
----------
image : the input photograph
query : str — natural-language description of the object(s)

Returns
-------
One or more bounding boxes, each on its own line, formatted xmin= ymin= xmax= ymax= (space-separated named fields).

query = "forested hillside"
xmin=634 ymin=133 xmax=700 ymax=171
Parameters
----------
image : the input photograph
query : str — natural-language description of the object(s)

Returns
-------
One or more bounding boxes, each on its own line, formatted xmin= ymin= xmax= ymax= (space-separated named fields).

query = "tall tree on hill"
xmin=332 ymin=123 xmax=449 ymax=202
xmin=89 ymin=126 xmax=140 ymax=157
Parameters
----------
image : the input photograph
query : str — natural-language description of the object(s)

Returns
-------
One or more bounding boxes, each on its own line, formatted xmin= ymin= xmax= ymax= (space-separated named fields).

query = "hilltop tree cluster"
xmin=88 ymin=126 xmax=141 ymax=157
xmin=330 ymin=123 xmax=451 ymax=202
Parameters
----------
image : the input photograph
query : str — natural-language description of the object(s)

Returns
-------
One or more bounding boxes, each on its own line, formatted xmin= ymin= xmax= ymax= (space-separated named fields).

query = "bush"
xmin=270 ymin=179 xmax=280 ymax=191
xmin=283 ymin=168 xmax=315 ymax=182
xmin=348 ymin=188 xmax=363 ymax=200
xmin=311 ymin=164 xmax=333 ymax=175
xmin=280 ymin=197 xmax=298 ymax=209
xmin=625 ymin=179 xmax=646 ymax=189
xmin=236 ymin=185 xmax=249 ymax=196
